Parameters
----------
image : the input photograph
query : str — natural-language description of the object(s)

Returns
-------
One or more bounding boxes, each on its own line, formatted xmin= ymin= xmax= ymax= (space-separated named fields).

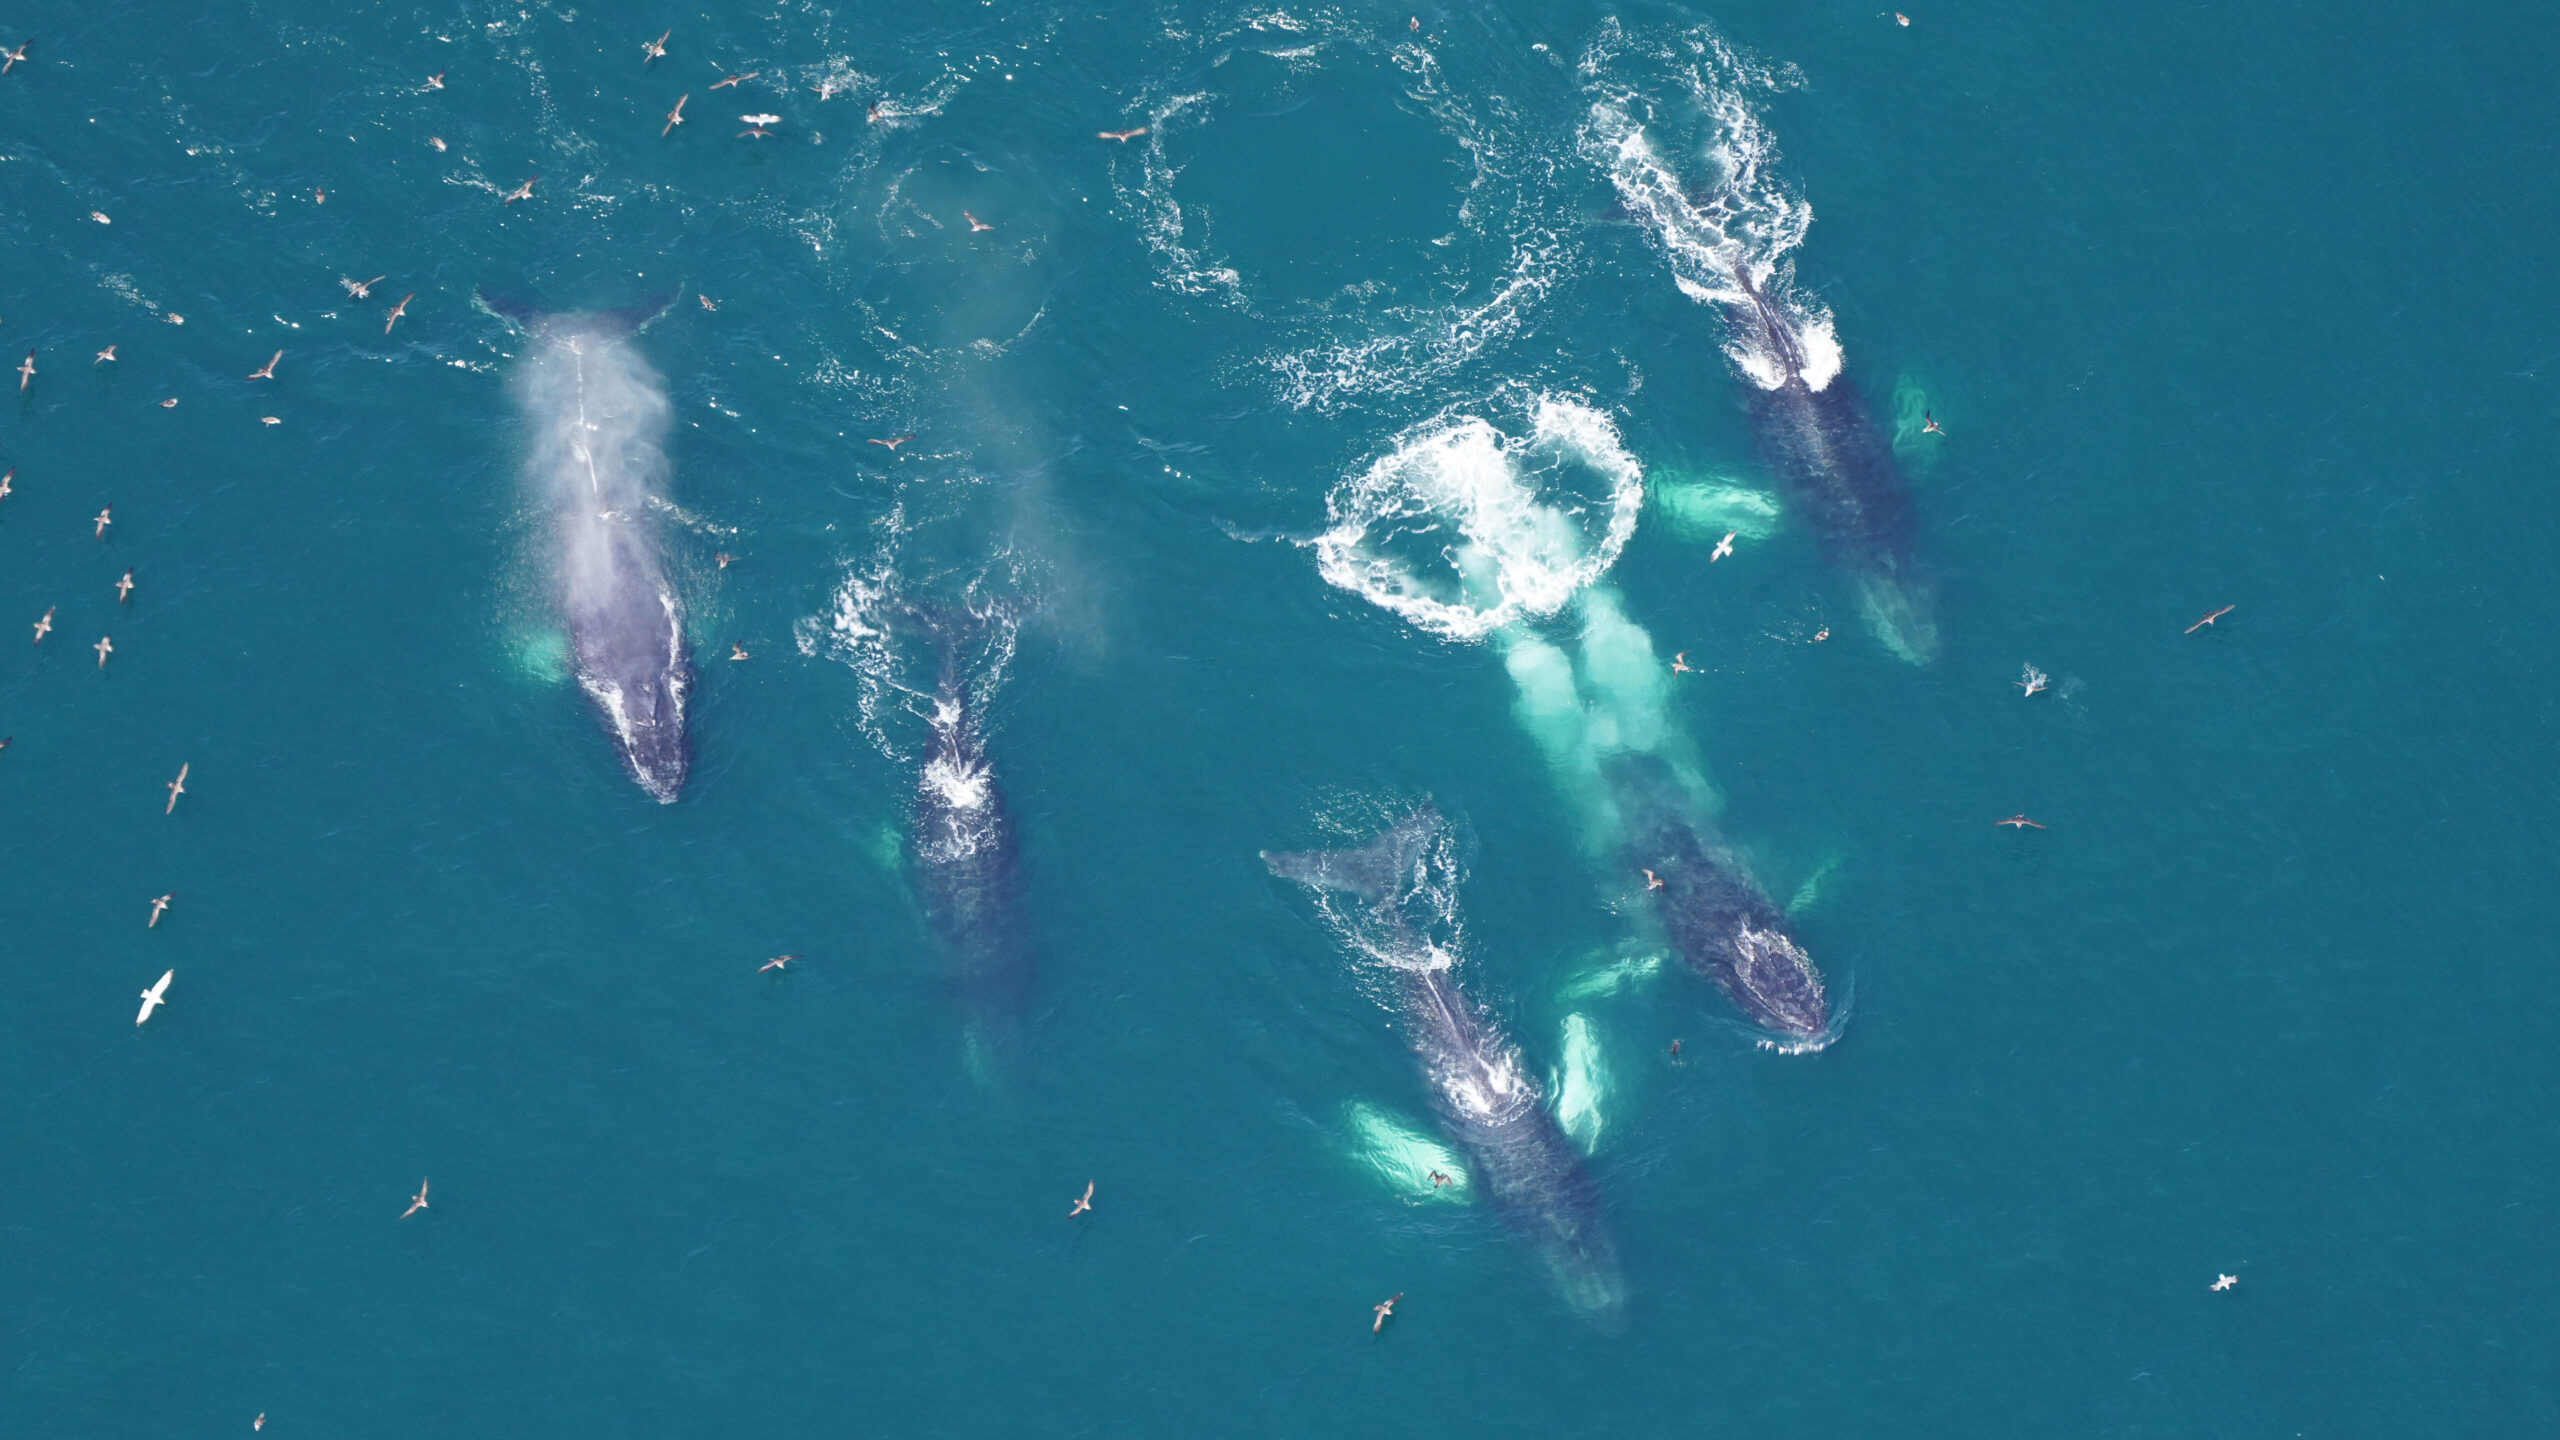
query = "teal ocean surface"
xmin=5 ymin=2 xmax=2556 ymax=1434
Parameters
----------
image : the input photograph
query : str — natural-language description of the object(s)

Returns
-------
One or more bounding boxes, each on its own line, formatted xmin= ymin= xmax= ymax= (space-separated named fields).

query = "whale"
xmin=909 ymin=607 xmax=1035 ymax=1064
xmin=1724 ymin=257 xmax=1939 ymax=664
xmin=1265 ymin=804 xmax=1626 ymax=1319
xmin=485 ymin=291 xmax=692 ymax=801
xmin=1605 ymin=752 xmax=1833 ymax=1052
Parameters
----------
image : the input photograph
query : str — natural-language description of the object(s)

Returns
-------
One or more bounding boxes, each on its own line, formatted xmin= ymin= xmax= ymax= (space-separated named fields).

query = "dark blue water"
xmin=5 ymin=2 xmax=2556 ymax=1434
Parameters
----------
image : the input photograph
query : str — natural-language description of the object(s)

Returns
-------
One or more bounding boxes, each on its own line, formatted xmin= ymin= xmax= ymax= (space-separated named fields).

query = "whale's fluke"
xmin=1260 ymin=804 xmax=1441 ymax=907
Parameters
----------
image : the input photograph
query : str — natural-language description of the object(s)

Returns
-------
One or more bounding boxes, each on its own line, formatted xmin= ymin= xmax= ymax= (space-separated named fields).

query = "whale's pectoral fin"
xmin=1342 ymin=1100 xmax=1470 ymax=1202
xmin=1650 ymin=473 xmax=1782 ymax=543
xmin=1785 ymin=853 xmax=1843 ymax=917
xmin=1554 ymin=1013 xmax=1611 ymax=1157
xmin=1261 ymin=803 xmax=1444 ymax=904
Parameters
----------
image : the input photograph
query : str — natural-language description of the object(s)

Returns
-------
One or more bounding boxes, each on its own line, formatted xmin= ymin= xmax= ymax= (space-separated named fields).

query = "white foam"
xmin=1115 ymin=92 xmax=1248 ymax=306
xmin=1314 ymin=396 xmax=1644 ymax=642
xmin=921 ymin=753 xmax=992 ymax=813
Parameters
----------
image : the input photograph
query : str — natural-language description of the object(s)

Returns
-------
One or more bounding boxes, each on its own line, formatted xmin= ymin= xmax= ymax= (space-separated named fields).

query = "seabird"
xmin=663 ymin=93 xmax=689 ymax=136
xmin=136 ymin=969 xmax=172 ymax=1025
xmin=429 ymin=135 xmax=447 ymax=152
xmin=759 ymin=954 xmax=800 ymax=972
xmin=2185 ymin=604 xmax=2235 ymax=634
xmin=248 ymin=350 xmax=281 ymax=381
xmin=94 ymin=635 xmax=112 ymax=667
xmin=17 ymin=349 xmax=33 ymax=392
xmin=32 ymin=606 xmax=53 ymax=644
xmin=1 ymin=467 xmax=12 ymax=501
xmin=384 ymin=292 xmax=415 ymax=334
xmin=148 ymin=893 xmax=172 ymax=928
xmin=502 ymin=174 xmax=537 ymax=204
xmin=403 ymin=1179 xmax=430 ymax=1218
xmin=1097 ymin=127 xmax=1147 ymax=142
xmin=91 ymin=210 xmax=112 ymax=224
xmin=1372 ymin=1293 xmax=1403 ymax=1334
xmin=95 ymin=504 xmax=113 ymax=537
xmin=117 ymin=570 xmax=134 ymax=603
xmin=642 ymin=28 xmax=670 ymax=64
xmin=710 ymin=71 xmax=758 ymax=90
xmin=1671 ymin=651 xmax=1695 ymax=673
xmin=737 ymin=113 xmax=779 ymax=138
xmin=730 ymin=643 xmax=750 ymax=660
xmin=698 ymin=294 xmax=718 ymax=311
xmin=0 ymin=41 xmax=26 ymax=73
xmin=1068 ymin=1181 xmax=1094 ymax=1217
xmin=167 ymin=762 xmax=188 ymax=813
xmin=2210 ymin=1273 xmax=2237 ymax=1292
xmin=1994 ymin=814 xmax=2045 ymax=830
xmin=2018 ymin=664 xmax=2048 ymax=697
xmin=867 ymin=433 xmax=915 ymax=450
xmin=1642 ymin=868 xmax=1664 ymax=890
xmin=1709 ymin=530 xmax=1735 ymax=563
xmin=96 ymin=345 xmax=116 ymax=364
xmin=261 ymin=416 xmax=281 ymax=426
xmin=341 ymin=274 xmax=385 ymax=299
xmin=315 ymin=187 xmax=327 ymax=205
xmin=714 ymin=551 xmax=734 ymax=568
xmin=425 ymin=71 xmax=445 ymax=90
xmin=963 ymin=210 xmax=993 ymax=232
xmin=1812 ymin=627 xmax=1830 ymax=642
xmin=1921 ymin=410 xmax=1943 ymax=435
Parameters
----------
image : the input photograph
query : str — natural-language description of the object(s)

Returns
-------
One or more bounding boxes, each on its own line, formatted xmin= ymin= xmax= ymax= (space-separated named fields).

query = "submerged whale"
xmin=1265 ymin=804 xmax=1625 ymax=1319
xmin=909 ymin=607 xmax=1035 ymax=1063
xmin=1724 ymin=257 xmax=1939 ymax=663
xmin=1606 ymin=753 xmax=1833 ymax=1052
xmin=487 ymin=291 xmax=692 ymax=801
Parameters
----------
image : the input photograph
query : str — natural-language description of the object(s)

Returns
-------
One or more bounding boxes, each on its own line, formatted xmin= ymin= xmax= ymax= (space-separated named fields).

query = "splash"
xmin=1577 ymin=20 xmax=1842 ymax=392
xmin=1313 ymin=396 xmax=1644 ymax=642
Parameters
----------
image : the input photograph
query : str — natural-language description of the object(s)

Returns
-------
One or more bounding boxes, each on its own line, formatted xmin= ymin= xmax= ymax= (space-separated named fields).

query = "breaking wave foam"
xmin=1577 ymin=20 xmax=1842 ymax=391
xmin=1314 ymin=396 xmax=1644 ymax=642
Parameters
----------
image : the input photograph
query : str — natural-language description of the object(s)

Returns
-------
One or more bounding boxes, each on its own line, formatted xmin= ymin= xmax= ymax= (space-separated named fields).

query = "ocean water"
xmin=4 ymin=1 xmax=2557 ymax=1434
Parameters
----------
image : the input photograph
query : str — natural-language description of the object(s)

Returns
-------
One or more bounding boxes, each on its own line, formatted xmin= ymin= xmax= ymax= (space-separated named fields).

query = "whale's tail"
xmin=476 ymin=287 xmax=682 ymax=338
xmin=1262 ymin=804 xmax=1443 ymax=908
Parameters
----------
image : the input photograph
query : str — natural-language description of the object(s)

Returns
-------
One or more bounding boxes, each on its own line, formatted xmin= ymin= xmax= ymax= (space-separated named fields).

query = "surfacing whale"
xmin=1723 ymin=255 xmax=1938 ymax=663
xmin=1606 ymin=753 xmax=1832 ymax=1052
xmin=1265 ymin=804 xmax=1625 ymax=1320
xmin=908 ymin=605 xmax=1035 ymax=1066
xmin=487 ymin=290 xmax=692 ymax=801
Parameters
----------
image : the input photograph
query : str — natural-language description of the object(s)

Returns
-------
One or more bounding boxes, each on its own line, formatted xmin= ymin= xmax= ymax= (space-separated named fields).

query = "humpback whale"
xmin=1722 ymin=255 xmax=1939 ymax=663
xmin=1266 ymin=805 xmax=1626 ymax=1319
xmin=486 ymin=291 xmax=693 ymax=802
xmin=1605 ymin=753 xmax=1832 ymax=1051
xmin=908 ymin=606 xmax=1036 ymax=1064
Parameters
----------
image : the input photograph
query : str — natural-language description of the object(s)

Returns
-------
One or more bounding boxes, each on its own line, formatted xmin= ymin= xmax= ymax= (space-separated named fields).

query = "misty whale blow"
xmin=488 ymin=293 xmax=693 ymax=802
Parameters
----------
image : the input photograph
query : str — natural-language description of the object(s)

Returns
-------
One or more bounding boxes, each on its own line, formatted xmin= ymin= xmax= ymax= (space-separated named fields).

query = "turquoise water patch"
xmin=509 ymin=626 xmax=572 ymax=684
